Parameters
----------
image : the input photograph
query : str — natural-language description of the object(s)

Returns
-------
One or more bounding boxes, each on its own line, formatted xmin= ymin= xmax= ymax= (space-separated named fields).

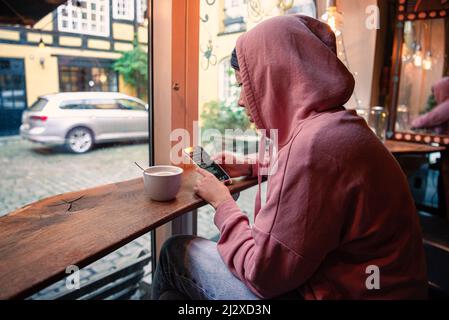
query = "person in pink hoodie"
xmin=151 ymin=15 xmax=428 ymax=300
xmin=412 ymin=77 xmax=449 ymax=134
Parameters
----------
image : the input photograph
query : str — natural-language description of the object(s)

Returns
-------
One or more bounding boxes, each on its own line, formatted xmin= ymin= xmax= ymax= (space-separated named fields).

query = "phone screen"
xmin=185 ymin=146 xmax=231 ymax=182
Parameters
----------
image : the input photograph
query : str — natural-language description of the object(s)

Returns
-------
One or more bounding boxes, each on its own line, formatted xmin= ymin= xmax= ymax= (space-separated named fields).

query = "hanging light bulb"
xmin=401 ymin=43 xmax=411 ymax=63
xmin=423 ymin=20 xmax=434 ymax=71
xmin=321 ymin=0 xmax=343 ymax=36
xmin=423 ymin=51 xmax=433 ymax=70
xmin=413 ymin=44 xmax=423 ymax=67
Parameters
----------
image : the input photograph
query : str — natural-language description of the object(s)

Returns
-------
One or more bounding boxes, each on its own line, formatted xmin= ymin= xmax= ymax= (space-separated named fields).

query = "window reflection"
xmin=397 ymin=19 xmax=447 ymax=134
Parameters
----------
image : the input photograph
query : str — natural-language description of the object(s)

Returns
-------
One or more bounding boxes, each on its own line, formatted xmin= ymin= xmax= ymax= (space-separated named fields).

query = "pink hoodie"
xmin=412 ymin=77 xmax=449 ymax=134
xmin=214 ymin=15 xmax=428 ymax=300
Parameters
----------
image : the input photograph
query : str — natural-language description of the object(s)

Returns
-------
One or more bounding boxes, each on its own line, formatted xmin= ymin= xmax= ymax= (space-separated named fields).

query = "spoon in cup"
xmin=134 ymin=162 xmax=146 ymax=172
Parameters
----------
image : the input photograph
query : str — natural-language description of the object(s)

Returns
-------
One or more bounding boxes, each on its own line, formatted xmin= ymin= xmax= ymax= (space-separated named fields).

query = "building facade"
xmin=0 ymin=0 xmax=148 ymax=136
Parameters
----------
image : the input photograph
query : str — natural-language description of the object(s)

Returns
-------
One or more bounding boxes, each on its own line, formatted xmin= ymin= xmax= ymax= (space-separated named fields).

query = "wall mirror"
xmin=390 ymin=0 xmax=449 ymax=145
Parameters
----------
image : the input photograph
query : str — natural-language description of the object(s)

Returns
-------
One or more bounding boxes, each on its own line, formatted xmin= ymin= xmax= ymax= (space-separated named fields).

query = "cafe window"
xmin=218 ymin=57 xmax=239 ymax=104
xmin=113 ymin=0 xmax=135 ymax=21
xmin=286 ymin=0 xmax=317 ymax=17
xmin=0 ymin=0 xmax=182 ymax=301
xmin=58 ymin=0 xmax=110 ymax=37
xmin=222 ymin=0 xmax=247 ymax=33
xmin=59 ymin=58 xmax=118 ymax=92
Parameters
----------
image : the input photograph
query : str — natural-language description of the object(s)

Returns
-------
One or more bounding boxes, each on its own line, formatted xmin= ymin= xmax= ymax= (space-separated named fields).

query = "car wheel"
xmin=65 ymin=127 xmax=94 ymax=154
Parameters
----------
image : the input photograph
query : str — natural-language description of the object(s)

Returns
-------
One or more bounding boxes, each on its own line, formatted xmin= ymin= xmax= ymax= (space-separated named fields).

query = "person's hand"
xmin=212 ymin=152 xmax=252 ymax=178
xmin=194 ymin=168 xmax=233 ymax=209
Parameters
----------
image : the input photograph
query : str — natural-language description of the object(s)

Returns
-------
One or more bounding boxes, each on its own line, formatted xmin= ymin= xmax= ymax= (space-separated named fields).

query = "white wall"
xmin=338 ymin=0 xmax=378 ymax=111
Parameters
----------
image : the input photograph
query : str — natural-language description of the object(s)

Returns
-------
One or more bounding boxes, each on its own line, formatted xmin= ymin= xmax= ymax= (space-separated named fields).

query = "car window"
xmin=118 ymin=99 xmax=146 ymax=111
xmin=28 ymin=98 xmax=48 ymax=111
xmin=59 ymin=100 xmax=95 ymax=110
xmin=88 ymin=99 xmax=121 ymax=110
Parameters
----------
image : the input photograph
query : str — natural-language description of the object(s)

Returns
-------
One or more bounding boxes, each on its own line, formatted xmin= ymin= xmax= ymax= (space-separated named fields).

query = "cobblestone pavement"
xmin=0 ymin=137 xmax=265 ymax=299
xmin=0 ymin=137 xmax=148 ymax=216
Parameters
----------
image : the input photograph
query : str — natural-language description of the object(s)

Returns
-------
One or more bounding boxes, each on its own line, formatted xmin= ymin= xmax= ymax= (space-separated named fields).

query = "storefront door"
xmin=0 ymin=58 xmax=27 ymax=136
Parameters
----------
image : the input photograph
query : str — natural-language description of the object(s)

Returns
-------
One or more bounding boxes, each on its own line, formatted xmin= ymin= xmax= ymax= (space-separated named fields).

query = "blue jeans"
xmin=151 ymin=235 xmax=260 ymax=300
xmin=151 ymin=235 xmax=303 ymax=300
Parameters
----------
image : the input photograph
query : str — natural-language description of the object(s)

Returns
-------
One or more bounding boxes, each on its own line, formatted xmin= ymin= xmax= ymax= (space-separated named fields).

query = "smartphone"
xmin=184 ymin=146 xmax=232 ymax=184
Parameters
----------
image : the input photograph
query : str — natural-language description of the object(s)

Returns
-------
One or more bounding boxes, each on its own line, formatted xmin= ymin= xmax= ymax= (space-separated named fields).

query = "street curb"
xmin=0 ymin=135 xmax=22 ymax=146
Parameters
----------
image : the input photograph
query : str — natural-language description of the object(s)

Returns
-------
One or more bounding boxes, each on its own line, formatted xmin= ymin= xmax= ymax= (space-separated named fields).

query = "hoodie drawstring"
xmin=254 ymin=133 xmax=267 ymax=218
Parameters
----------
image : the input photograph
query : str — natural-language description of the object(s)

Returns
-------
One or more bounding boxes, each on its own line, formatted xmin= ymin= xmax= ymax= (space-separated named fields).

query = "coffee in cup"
xmin=143 ymin=165 xmax=183 ymax=202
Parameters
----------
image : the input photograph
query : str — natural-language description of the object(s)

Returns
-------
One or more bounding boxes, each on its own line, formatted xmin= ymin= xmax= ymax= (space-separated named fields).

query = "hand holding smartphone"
xmin=184 ymin=146 xmax=232 ymax=184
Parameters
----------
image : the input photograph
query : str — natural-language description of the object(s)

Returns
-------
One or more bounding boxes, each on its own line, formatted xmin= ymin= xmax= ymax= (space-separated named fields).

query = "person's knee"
xmin=160 ymin=235 xmax=198 ymax=259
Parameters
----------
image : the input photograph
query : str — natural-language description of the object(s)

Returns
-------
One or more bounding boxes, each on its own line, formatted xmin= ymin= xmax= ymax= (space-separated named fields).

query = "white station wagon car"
xmin=20 ymin=92 xmax=149 ymax=153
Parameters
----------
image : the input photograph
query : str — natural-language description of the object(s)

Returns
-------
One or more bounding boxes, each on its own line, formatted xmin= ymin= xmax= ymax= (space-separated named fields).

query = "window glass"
xmin=28 ymin=98 xmax=48 ymax=112
xmin=58 ymin=0 xmax=110 ymax=37
xmin=136 ymin=0 xmax=148 ymax=23
xmin=59 ymin=62 xmax=118 ymax=92
xmin=0 ymin=0 xmax=151 ymax=299
xmin=197 ymin=0 xmax=318 ymax=240
xmin=89 ymin=99 xmax=121 ymax=110
xmin=118 ymin=99 xmax=147 ymax=111
xmin=60 ymin=100 xmax=95 ymax=110
xmin=223 ymin=0 xmax=247 ymax=33
xmin=218 ymin=58 xmax=239 ymax=104
xmin=112 ymin=0 xmax=135 ymax=21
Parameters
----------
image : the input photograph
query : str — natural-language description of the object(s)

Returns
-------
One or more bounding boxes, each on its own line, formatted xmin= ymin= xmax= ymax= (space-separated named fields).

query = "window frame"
xmin=58 ymin=57 xmax=119 ymax=93
xmin=222 ymin=0 xmax=247 ymax=33
xmin=218 ymin=57 xmax=239 ymax=104
xmin=57 ymin=0 xmax=110 ymax=37
xmin=136 ymin=0 xmax=148 ymax=24
xmin=150 ymin=0 xmax=200 ymax=271
xmin=112 ymin=0 xmax=135 ymax=21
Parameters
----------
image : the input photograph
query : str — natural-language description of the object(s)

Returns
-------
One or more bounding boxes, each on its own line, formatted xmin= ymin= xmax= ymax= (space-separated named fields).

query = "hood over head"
xmin=433 ymin=77 xmax=449 ymax=105
xmin=236 ymin=15 xmax=355 ymax=147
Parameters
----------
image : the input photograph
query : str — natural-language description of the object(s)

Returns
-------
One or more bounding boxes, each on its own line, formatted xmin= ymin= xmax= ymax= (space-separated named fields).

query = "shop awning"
xmin=0 ymin=0 xmax=67 ymax=26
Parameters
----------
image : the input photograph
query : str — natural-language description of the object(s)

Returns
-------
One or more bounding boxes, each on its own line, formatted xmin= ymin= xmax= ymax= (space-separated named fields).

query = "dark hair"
xmin=231 ymin=48 xmax=239 ymax=70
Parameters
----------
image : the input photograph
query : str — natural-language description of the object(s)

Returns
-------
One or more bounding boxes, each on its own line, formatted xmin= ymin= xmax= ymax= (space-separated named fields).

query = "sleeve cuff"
xmin=214 ymin=198 xmax=242 ymax=230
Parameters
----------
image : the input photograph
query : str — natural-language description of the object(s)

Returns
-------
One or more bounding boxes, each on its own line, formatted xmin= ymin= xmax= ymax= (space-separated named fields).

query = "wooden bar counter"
xmin=0 ymin=165 xmax=258 ymax=299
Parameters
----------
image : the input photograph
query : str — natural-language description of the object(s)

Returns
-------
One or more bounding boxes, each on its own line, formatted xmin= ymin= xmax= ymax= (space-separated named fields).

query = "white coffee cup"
xmin=143 ymin=165 xmax=184 ymax=202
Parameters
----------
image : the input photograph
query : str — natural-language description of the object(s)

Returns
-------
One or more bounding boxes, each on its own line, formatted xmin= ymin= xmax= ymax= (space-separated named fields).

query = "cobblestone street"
xmin=0 ymin=136 xmax=264 ymax=299
xmin=0 ymin=137 xmax=149 ymax=216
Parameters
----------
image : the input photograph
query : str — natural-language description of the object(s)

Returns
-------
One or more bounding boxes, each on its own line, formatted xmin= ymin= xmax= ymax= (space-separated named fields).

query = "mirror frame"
xmin=388 ymin=0 xmax=449 ymax=146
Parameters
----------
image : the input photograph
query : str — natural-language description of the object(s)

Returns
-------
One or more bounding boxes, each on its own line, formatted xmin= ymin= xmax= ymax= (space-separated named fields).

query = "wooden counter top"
xmin=0 ymin=166 xmax=258 ymax=299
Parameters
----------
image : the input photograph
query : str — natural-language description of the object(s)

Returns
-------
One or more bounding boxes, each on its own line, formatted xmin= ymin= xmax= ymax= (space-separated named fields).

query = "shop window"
xmin=223 ymin=0 xmax=247 ymax=33
xmin=59 ymin=58 xmax=118 ymax=92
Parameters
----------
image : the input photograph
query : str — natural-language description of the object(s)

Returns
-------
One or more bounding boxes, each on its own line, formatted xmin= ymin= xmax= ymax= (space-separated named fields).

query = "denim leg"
xmin=151 ymin=235 xmax=260 ymax=300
